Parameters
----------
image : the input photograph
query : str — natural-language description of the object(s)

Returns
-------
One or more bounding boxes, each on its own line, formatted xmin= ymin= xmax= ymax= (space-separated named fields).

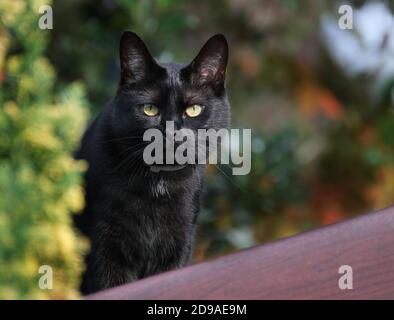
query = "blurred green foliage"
xmin=0 ymin=0 xmax=88 ymax=298
xmin=1 ymin=0 xmax=394 ymax=298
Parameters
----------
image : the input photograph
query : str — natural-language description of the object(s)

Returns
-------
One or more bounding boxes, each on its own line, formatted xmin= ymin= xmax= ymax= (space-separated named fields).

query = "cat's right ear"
xmin=119 ymin=31 xmax=163 ymax=84
xmin=184 ymin=34 xmax=228 ymax=87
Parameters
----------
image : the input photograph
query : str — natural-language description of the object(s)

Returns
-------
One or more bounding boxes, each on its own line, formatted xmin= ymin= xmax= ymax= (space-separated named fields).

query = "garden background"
xmin=0 ymin=0 xmax=393 ymax=298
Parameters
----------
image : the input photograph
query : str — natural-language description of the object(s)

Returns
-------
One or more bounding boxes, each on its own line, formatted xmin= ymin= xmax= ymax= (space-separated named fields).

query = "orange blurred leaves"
xmin=367 ymin=167 xmax=394 ymax=210
xmin=296 ymin=82 xmax=343 ymax=120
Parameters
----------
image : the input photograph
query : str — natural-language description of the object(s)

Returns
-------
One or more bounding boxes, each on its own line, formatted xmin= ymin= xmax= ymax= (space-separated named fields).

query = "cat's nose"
xmin=161 ymin=117 xmax=182 ymax=131
xmin=162 ymin=121 xmax=187 ymax=149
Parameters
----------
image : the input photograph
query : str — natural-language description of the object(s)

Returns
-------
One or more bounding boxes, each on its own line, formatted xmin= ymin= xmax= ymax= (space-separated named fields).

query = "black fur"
xmin=75 ymin=32 xmax=230 ymax=294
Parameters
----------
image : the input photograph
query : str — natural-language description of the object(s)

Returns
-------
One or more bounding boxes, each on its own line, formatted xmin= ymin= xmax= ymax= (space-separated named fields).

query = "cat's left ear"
xmin=185 ymin=34 xmax=228 ymax=86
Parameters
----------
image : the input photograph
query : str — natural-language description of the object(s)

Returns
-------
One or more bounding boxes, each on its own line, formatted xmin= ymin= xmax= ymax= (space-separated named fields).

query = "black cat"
xmin=75 ymin=31 xmax=230 ymax=294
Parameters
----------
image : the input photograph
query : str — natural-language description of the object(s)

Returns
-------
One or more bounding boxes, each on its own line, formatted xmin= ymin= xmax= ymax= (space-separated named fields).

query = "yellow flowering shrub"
xmin=0 ymin=0 xmax=88 ymax=299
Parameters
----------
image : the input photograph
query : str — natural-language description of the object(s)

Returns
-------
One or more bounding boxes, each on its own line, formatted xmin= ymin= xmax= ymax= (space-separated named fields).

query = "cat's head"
xmin=108 ymin=31 xmax=230 ymax=182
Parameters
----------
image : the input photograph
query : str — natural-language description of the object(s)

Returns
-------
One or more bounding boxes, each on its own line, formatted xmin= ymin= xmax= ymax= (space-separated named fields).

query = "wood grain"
xmin=87 ymin=206 xmax=394 ymax=300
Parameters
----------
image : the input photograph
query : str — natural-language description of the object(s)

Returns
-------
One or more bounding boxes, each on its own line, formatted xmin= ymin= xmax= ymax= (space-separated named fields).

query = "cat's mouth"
xmin=149 ymin=164 xmax=187 ymax=173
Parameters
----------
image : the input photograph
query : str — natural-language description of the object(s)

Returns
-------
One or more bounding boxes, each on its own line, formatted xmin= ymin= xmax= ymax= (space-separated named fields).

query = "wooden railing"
xmin=87 ymin=206 xmax=394 ymax=299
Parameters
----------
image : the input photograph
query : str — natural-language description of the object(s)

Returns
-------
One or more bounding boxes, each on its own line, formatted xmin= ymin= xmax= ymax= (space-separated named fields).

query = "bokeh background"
xmin=1 ymin=0 xmax=393 ymax=298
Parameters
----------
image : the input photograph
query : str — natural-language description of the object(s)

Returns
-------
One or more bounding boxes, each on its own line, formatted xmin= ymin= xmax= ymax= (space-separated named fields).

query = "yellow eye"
xmin=185 ymin=104 xmax=203 ymax=118
xmin=143 ymin=104 xmax=159 ymax=117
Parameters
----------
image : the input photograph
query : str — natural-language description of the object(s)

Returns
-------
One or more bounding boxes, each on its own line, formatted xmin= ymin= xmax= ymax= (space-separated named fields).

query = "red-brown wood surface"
xmin=87 ymin=206 xmax=394 ymax=300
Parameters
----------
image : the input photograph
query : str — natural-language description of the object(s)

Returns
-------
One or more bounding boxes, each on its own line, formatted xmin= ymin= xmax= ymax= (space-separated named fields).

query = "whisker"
xmin=113 ymin=145 xmax=146 ymax=173
xmin=195 ymin=142 xmax=246 ymax=194
xmin=117 ymin=141 xmax=147 ymax=158
xmin=102 ymin=136 xmax=143 ymax=144
xmin=127 ymin=159 xmax=144 ymax=189
xmin=214 ymin=164 xmax=246 ymax=194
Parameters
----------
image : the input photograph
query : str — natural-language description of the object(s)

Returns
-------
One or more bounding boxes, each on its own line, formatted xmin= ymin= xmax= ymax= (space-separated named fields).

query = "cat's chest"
xmin=125 ymin=197 xmax=193 ymax=246
xmin=140 ymin=204 xmax=190 ymax=244
xmin=131 ymin=202 xmax=194 ymax=273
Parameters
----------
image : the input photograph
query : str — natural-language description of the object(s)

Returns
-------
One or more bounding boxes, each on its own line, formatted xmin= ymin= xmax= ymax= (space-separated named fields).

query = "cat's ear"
xmin=119 ymin=31 xmax=163 ymax=84
xmin=186 ymin=34 xmax=228 ymax=86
